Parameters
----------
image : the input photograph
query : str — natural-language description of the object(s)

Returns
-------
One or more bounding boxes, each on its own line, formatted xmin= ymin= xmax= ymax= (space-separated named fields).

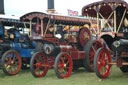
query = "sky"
xmin=4 ymin=0 xmax=128 ymax=17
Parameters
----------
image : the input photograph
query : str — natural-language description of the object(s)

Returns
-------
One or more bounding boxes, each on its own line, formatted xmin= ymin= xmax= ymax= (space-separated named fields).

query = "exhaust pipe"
xmin=0 ymin=0 xmax=5 ymax=14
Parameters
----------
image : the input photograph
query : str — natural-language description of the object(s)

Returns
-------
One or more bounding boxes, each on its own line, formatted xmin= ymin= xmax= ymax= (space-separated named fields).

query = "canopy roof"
xmin=20 ymin=12 xmax=97 ymax=26
xmin=82 ymin=0 xmax=128 ymax=18
xmin=0 ymin=15 xmax=29 ymax=27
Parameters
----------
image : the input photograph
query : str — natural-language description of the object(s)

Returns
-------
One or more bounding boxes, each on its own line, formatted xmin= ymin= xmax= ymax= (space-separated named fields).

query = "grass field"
xmin=0 ymin=66 xmax=128 ymax=85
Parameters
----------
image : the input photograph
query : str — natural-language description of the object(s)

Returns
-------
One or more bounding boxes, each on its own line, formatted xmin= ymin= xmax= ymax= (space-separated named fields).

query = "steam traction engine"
xmin=82 ymin=0 xmax=128 ymax=78
xmin=20 ymin=12 xmax=103 ymax=79
xmin=0 ymin=17 xmax=36 ymax=75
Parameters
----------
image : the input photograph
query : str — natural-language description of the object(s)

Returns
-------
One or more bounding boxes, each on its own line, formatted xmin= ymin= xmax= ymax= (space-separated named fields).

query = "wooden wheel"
xmin=54 ymin=52 xmax=72 ymax=79
xmin=30 ymin=51 xmax=48 ymax=77
xmin=94 ymin=48 xmax=112 ymax=79
xmin=1 ymin=50 xmax=22 ymax=75
xmin=84 ymin=39 xmax=103 ymax=72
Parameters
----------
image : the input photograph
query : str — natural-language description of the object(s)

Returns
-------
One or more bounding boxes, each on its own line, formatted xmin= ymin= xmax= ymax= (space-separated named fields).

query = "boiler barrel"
xmin=43 ymin=44 xmax=72 ymax=56
xmin=56 ymin=45 xmax=73 ymax=52
xmin=112 ymin=39 xmax=128 ymax=51
xmin=119 ymin=39 xmax=128 ymax=46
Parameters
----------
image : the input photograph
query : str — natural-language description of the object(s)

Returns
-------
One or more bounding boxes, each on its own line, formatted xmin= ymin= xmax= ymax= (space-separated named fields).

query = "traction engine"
xmin=20 ymin=12 xmax=103 ymax=79
xmin=0 ymin=24 xmax=36 ymax=75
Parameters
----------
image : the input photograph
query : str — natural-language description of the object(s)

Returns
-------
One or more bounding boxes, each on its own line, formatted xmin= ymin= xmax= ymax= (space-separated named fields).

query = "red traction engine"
xmin=82 ymin=0 xmax=128 ymax=79
xmin=20 ymin=12 xmax=103 ymax=79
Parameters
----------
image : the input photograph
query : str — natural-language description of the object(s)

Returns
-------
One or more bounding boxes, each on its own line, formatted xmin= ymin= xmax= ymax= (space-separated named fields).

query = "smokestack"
xmin=47 ymin=0 xmax=56 ymax=13
xmin=0 ymin=0 xmax=5 ymax=14
xmin=48 ymin=0 xmax=54 ymax=9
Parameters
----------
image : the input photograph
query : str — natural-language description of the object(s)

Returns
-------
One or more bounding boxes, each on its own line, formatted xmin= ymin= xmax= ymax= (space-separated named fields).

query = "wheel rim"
xmin=89 ymin=41 xmax=103 ymax=71
xmin=57 ymin=53 xmax=72 ymax=78
xmin=31 ymin=52 xmax=48 ymax=77
xmin=97 ymin=49 xmax=112 ymax=78
xmin=2 ymin=51 xmax=21 ymax=75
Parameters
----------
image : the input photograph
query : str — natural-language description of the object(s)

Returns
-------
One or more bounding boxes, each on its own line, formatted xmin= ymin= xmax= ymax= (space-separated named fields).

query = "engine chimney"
xmin=0 ymin=0 xmax=5 ymax=14
xmin=48 ymin=0 xmax=54 ymax=9
xmin=47 ymin=0 xmax=56 ymax=13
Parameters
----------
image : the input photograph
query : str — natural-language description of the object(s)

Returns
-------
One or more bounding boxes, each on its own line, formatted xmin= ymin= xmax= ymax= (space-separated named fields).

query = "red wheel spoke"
xmin=91 ymin=45 xmax=96 ymax=53
xmin=35 ymin=68 xmax=40 ymax=75
xmin=13 ymin=55 xmax=16 ymax=61
xmin=2 ymin=51 xmax=21 ymax=75
xmin=104 ymin=65 xmax=108 ymax=72
xmin=89 ymin=55 xmax=94 ymax=62
xmin=58 ymin=63 xmax=64 ymax=68
xmin=99 ymin=66 xmax=105 ymax=75
xmin=64 ymin=68 xmax=68 ymax=73
xmin=39 ymin=56 xmax=43 ymax=62
xmin=98 ymin=61 xmax=102 ymax=70
xmin=9 ymin=66 xmax=13 ymax=73
xmin=60 ymin=57 xmax=64 ymax=63
xmin=8 ymin=56 xmax=12 ymax=61
xmin=103 ymin=52 xmax=106 ymax=60
xmin=94 ymin=43 xmax=98 ymax=50
xmin=62 ymin=56 xmax=66 ymax=61
xmin=95 ymin=48 xmax=112 ymax=78
xmin=58 ymin=67 xmax=64 ymax=72
xmin=55 ymin=53 xmax=72 ymax=79
xmin=58 ymin=64 xmax=62 ymax=67
xmin=33 ymin=64 xmax=37 ymax=66
xmin=11 ymin=66 xmax=15 ymax=72
xmin=7 ymin=60 xmax=10 ymax=64
xmin=30 ymin=52 xmax=48 ymax=77
xmin=14 ymin=61 xmax=19 ymax=65
xmin=35 ymin=56 xmax=40 ymax=62
xmin=66 ymin=61 xmax=69 ymax=65
xmin=5 ymin=57 xmax=9 ymax=61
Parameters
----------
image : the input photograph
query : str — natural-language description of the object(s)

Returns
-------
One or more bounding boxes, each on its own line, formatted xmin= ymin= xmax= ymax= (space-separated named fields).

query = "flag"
xmin=67 ymin=9 xmax=78 ymax=16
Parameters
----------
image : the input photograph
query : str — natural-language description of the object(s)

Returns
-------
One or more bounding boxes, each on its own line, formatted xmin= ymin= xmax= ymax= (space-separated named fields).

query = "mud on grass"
xmin=0 ymin=66 xmax=128 ymax=85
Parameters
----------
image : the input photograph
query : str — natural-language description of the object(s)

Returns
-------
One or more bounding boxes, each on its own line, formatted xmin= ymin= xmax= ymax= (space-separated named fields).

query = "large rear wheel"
xmin=30 ymin=51 xmax=48 ymax=77
xmin=84 ymin=39 xmax=103 ymax=72
xmin=1 ymin=50 xmax=22 ymax=75
xmin=54 ymin=52 xmax=72 ymax=79
xmin=94 ymin=48 xmax=112 ymax=79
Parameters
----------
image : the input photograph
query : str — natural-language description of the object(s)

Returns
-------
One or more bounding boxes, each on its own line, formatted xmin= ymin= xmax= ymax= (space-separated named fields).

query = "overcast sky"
xmin=4 ymin=0 xmax=128 ymax=17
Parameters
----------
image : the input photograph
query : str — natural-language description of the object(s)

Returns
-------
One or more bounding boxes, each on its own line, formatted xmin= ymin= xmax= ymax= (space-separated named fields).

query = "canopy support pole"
xmin=114 ymin=10 xmax=117 ymax=33
xmin=97 ymin=12 xmax=100 ymax=34
xmin=30 ymin=20 xmax=32 ymax=37
xmin=87 ymin=14 xmax=92 ymax=26
xmin=41 ymin=19 xmax=43 ymax=36
xmin=23 ymin=22 xmax=27 ymax=34
xmin=99 ymin=13 xmax=111 ymax=29
xmin=99 ymin=11 xmax=114 ymax=32
xmin=44 ymin=19 xmax=51 ymax=37
xmin=117 ymin=9 xmax=127 ymax=33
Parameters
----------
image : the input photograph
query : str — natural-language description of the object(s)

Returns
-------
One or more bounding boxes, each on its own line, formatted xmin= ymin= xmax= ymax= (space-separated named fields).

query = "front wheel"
xmin=120 ymin=66 xmax=128 ymax=72
xmin=54 ymin=52 xmax=72 ymax=79
xmin=83 ymin=39 xmax=103 ymax=72
xmin=120 ymin=58 xmax=128 ymax=73
xmin=30 ymin=51 xmax=49 ymax=77
xmin=94 ymin=48 xmax=112 ymax=79
xmin=1 ymin=50 xmax=22 ymax=75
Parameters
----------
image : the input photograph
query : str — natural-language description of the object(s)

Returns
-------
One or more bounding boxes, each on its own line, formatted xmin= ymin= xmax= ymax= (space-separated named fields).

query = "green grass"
xmin=0 ymin=66 xmax=128 ymax=85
